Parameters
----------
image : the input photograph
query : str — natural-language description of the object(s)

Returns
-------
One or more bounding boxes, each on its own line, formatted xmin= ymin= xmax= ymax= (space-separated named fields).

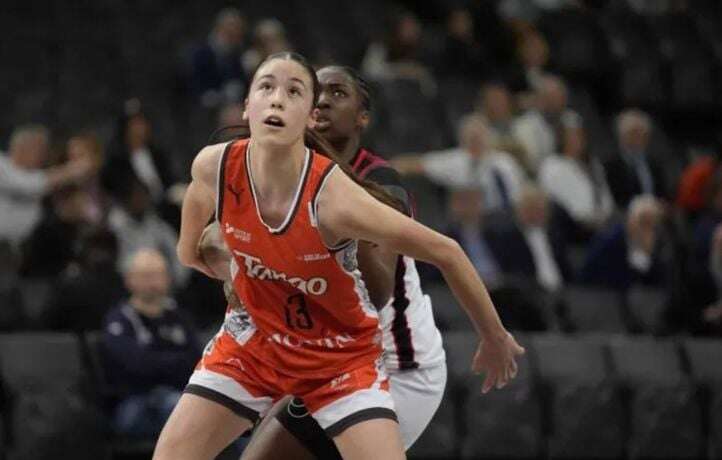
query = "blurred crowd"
xmin=2 ymin=0 xmax=722 ymax=452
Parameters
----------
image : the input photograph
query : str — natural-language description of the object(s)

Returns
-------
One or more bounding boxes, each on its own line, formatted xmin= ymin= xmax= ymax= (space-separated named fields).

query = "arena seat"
xmin=444 ymin=331 xmax=541 ymax=459
xmin=682 ymin=338 xmax=722 ymax=459
xmin=563 ymin=285 xmax=627 ymax=333
xmin=608 ymin=336 xmax=704 ymax=459
xmin=531 ymin=334 xmax=625 ymax=459
xmin=0 ymin=333 xmax=84 ymax=392
xmin=625 ymin=285 xmax=668 ymax=334
xmin=0 ymin=333 xmax=109 ymax=459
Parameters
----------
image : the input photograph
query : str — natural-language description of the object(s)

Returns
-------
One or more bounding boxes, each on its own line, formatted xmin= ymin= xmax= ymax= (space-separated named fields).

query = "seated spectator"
xmin=581 ymin=195 xmax=668 ymax=289
xmin=441 ymin=187 xmax=547 ymax=331
xmin=702 ymin=223 xmax=722 ymax=335
xmin=676 ymin=147 xmax=720 ymax=216
xmin=392 ymin=113 xmax=526 ymax=213
xmin=489 ymin=184 xmax=571 ymax=293
xmin=103 ymin=99 xmax=182 ymax=228
xmin=539 ymin=121 xmax=615 ymax=238
xmin=19 ymin=185 xmax=95 ymax=279
xmin=190 ymin=7 xmax=248 ymax=108
xmin=65 ymin=131 xmax=108 ymax=224
xmin=361 ymin=9 xmax=436 ymax=96
xmin=506 ymin=27 xmax=550 ymax=100
xmin=605 ymin=109 xmax=668 ymax=209
xmin=108 ymin=177 xmax=189 ymax=287
xmin=433 ymin=7 xmax=488 ymax=79
xmin=0 ymin=124 xmax=92 ymax=248
xmin=512 ymin=74 xmax=579 ymax=170
xmin=102 ymin=248 xmax=200 ymax=439
xmin=476 ymin=81 xmax=530 ymax=171
xmin=242 ymin=19 xmax=293 ymax=78
xmin=44 ymin=227 xmax=125 ymax=331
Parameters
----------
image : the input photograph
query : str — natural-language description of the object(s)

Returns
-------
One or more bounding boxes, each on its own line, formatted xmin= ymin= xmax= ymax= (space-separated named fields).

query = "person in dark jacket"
xmin=102 ymin=248 xmax=200 ymax=438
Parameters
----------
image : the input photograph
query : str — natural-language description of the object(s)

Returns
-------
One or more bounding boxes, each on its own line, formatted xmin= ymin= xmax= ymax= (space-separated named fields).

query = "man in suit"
xmin=605 ymin=109 xmax=667 ymax=209
xmin=487 ymin=184 xmax=571 ymax=294
xmin=441 ymin=186 xmax=547 ymax=331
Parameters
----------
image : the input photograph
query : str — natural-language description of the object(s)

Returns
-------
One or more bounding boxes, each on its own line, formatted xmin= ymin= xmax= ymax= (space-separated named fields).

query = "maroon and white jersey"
xmin=351 ymin=149 xmax=445 ymax=371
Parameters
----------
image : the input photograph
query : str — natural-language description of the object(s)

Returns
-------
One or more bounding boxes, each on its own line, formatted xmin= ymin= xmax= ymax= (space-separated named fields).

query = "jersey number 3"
xmin=284 ymin=294 xmax=314 ymax=330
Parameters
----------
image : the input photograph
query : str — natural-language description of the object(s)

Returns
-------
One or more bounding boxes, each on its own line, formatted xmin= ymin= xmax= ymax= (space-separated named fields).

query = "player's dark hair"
xmin=209 ymin=52 xmax=403 ymax=212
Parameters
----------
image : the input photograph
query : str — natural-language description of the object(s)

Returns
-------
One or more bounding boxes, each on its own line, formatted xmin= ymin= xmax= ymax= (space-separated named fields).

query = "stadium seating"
xmin=608 ymin=336 xmax=704 ymax=459
xmin=531 ymin=333 xmax=625 ymax=459
xmin=0 ymin=333 xmax=109 ymax=459
xmin=563 ymin=285 xmax=627 ymax=333
xmin=625 ymin=284 xmax=668 ymax=334
xmin=682 ymin=338 xmax=722 ymax=459
xmin=444 ymin=331 xmax=543 ymax=459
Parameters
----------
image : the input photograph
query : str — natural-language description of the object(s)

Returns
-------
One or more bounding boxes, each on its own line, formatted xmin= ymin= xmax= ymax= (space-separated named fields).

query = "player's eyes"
xmin=333 ymin=90 xmax=346 ymax=97
xmin=290 ymin=87 xmax=302 ymax=96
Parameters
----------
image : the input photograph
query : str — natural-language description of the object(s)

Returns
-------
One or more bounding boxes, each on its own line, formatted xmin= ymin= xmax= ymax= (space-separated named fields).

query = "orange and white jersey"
xmin=216 ymin=139 xmax=382 ymax=380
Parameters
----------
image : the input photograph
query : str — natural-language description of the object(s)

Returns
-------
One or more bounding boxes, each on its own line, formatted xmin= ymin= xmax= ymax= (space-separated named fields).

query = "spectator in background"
xmin=103 ymin=99 xmax=181 ymax=228
xmin=476 ymin=82 xmax=530 ymax=171
xmin=433 ymin=7 xmax=487 ymax=79
xmin=108 ymin=177 xmax=189 ymax=288
xmin=0 ymin=125 xmax=92 ymax=248
xmin=512 ymin=74 xmax=579 ymax=170
xmin=581 ymin=195 xmax=668 ymax=289
xmin=190 ymin=7 xmax=247 ymax=109
xmin=45 ymin=227 xmax=125 ymax=331
xmin=688 ymin=172 xmax=722 ymax=312
xmin=241 ymin=19 xmax=292 ymax=77
xmin=19 ymin=185 xmax=95 ymax=279
xmin=605 ymin=109 xmax=668 ymax=209
xmin=489 ymin=184 xmax=571 ymax=294
xmin=443 ymin=187 xmax=547 ymax=331
xmin=361 ymin=9 xmax=436 ymax=96
xmin=65 ymin=131 xmax=107 ymax=225
xmin=539 ymin=120 xmax=615 ymax=239
xmin=102 ymin=248 xmax=200 ymax=439
xmin=676 ymin=146 xmax=720 ymax=216
xmin=392 ymin=113 xmax=526 ymax=214
xmin=507 ymin=27 xmax=550 ymax=98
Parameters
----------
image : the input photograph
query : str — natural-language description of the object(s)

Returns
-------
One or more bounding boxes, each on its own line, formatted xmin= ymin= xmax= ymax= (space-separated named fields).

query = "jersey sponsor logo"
xmin=233 ymin=249 xmax=328 ymax=295
xmin=224 ymin=222 xmax=252 ymax=243
xmin=267 ymin=331 xmax=356 ymax=350
xmin=297 ymin=253 xmax=331 ymax=262
xmin=330 ymin=372 xmax=351 ymax=389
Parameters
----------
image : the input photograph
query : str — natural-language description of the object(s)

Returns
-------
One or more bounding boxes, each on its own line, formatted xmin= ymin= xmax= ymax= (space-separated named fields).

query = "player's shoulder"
xmin=192 ymin=141 xmax=239 ymax=183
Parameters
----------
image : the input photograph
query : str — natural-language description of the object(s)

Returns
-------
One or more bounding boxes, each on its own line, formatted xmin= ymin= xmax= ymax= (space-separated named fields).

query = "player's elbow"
xmin=430 ymin=236 xmax=463 ymax=273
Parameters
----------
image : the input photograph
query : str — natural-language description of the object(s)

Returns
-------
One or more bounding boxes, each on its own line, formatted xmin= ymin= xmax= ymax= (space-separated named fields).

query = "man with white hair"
xmin=512 ymin=74 xmax=581 ymax=170
xmin=102 ymin=248 xmax=200 ymax=438
xmin=604 ymin=109 xmax=667 ymax=208
xmin=0 ymin=124 xmax=92 ymax=247
xmin=391 ymin=113 xmax=526 ymax=213
xmin=581 ymin=195 xmax=668 ymax=289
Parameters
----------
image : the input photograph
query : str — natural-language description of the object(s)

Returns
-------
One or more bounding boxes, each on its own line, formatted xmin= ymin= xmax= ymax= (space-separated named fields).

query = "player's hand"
xmin=471 ymin=330 xmax=525 ymax=394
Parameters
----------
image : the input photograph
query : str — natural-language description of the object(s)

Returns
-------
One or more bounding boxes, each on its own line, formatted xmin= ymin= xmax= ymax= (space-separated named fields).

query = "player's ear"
xmin=242 ymin=98 xmax=249 ymax=121
xmin=308 ymin=107 xmax=320 ymax=130
xmin=357 ymin=110 xmax=370 ymax=130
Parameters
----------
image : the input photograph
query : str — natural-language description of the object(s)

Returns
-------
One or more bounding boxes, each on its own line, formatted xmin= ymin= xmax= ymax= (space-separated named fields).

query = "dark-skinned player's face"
xmin=313 ymin=68 xmax=368 ymax=143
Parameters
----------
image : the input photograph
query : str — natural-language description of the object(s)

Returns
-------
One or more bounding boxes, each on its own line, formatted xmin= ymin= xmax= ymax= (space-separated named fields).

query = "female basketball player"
xmin=239 ymin=65 xmax=448 ymax=459
xmin=155 ymin=52 xmax=523 ymax=460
